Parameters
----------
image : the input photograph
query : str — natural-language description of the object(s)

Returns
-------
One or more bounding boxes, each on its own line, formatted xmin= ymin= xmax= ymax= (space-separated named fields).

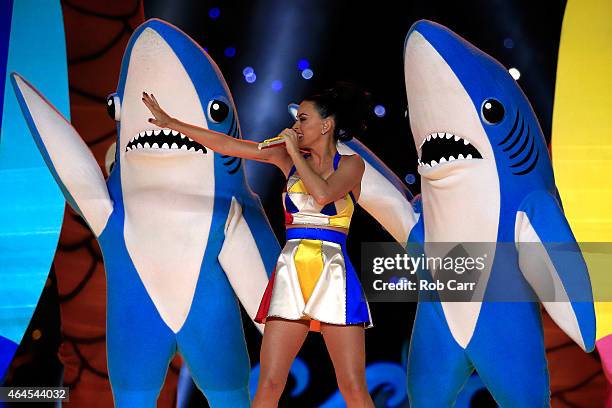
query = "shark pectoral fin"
xmin=516 ymin=190 xmax=596 ymax=351
xmin=218 ymin=196 xmax=280 ymax=334
xmin=339 ymin=139 xmax=420 ymax=243
xmin=10 ymin=73 xmax=112 ymax=237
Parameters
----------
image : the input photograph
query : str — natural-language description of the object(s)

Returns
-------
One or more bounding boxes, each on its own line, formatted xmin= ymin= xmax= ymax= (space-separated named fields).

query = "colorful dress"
xmin=255 ymin=152 xmax=372 ymax=331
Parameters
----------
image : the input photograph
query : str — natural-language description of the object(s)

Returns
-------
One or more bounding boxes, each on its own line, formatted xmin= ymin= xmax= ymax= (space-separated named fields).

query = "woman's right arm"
xmin=142 ymin=92 xmax=290 ymax=168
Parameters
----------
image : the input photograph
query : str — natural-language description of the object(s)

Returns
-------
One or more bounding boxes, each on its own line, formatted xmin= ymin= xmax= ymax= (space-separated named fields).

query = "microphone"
xmin=258 ymin=104 xmax=299 ymax=150
xmin=257 ymin=135 xmax=286 ymax=150
xmin=258 ymin=135 xmax=310 ymax=154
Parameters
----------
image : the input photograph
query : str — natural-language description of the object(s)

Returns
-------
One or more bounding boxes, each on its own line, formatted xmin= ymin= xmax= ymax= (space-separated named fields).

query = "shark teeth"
xmin=418 ymin=131 xmax=482 ymax=168
xmin=125 ymin=128 xmax=207 ymax=154
xmin=420 ymin=132 xmax=471 ymax=149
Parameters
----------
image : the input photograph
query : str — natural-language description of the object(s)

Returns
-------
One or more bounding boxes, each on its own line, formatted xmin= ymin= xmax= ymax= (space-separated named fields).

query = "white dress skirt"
xmin=255 ymin=227 xmax=372 ymax=331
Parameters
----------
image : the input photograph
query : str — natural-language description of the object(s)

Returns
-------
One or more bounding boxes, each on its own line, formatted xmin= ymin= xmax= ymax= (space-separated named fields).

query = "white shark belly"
xmin=423 ymin=164 xmax=500 ymax=348
xmin=124 ymin=191 xmax=214 ymax=333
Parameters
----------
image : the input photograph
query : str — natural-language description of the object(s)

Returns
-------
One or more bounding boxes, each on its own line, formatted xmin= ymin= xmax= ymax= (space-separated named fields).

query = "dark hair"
xmin=303 ymin=82 xmax=371 ymax=141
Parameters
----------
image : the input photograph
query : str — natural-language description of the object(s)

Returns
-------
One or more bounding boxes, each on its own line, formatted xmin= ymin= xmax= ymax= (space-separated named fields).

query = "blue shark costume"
xmin=398 ymin=20 xmax=596 ymax=406
xmin=11 ymin=19 xmax=280 ymax=407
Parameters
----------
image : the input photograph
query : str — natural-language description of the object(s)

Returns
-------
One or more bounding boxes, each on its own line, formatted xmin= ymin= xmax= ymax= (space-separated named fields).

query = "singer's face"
xmin=292 ymin=101 xmax=332 ymax=148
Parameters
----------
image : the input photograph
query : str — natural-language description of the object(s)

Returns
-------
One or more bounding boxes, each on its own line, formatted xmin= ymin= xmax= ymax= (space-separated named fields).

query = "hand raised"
xmin=142 ymin=92 xmax=173 ymax=128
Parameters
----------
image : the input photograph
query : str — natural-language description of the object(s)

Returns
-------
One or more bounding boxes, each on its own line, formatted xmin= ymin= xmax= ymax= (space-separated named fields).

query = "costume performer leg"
xmin=106 ymin=261 xmax=177 ymax=407
xmin=177 ymin=260 xmax=250 ymax=407
xmin=407 ymin=302 xmax=473 ymax=407
xmin=466 ymin=303 xmax=549 ymax=407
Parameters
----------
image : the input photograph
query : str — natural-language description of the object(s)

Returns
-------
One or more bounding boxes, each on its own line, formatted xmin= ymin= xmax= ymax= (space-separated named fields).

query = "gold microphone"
xmin=257 ymin=135 xmax=286 ymax=150
xmin=257 ymin=103 xmax=300 ymax=150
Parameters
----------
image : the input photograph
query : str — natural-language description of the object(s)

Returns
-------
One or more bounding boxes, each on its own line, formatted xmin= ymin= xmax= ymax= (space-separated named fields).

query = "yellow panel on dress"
xmin=288 ymin=177 xmax=308 ymax=194
xmin=294 ymin=239 xmax=324 ymax=302
xmin=329 ymin=197 xmax=354 ymax=229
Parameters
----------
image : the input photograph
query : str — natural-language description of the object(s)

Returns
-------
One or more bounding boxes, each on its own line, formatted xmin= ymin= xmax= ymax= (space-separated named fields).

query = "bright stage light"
xmin=374 ymin=104 xmax=386 ymax=117
xmin=224 ymin=47 xmax=236 ymax=58
xmin=298 ymin=59 xmax=310 ymax=70
xmin=301 ymin=69 xmax=313 ymax=79
xmin=509 ymin=67 xmax=521 ymax=80
xmin=404 ymin=173 xmax=416 ymax=185
xmin=245 ymin=73 xmax=257 ymax=83
xmin=243 ymin=66 xmax=254 ymax=76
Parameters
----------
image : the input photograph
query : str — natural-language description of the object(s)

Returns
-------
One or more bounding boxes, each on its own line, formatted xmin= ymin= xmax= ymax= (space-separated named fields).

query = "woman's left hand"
xmin=142 ymin=92 xmax=173 ymax=128
xmin=279 ymin=128 xmax=300 ymax=155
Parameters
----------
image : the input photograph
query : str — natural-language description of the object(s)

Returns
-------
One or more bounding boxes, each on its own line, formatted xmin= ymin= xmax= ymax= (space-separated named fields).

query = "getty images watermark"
xmin=361 ymin=242 xmax=599 ymax=302
xmin=372 ymin=251 xmax=486 ymax=290
xmin=364 ymin=244 xmax=487 ymax=302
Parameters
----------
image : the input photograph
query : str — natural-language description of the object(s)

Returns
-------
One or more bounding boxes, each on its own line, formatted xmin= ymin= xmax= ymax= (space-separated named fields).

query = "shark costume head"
xmin=406 ymin=20 xmax=552 ymax=191
xmin=109 ymin=19 xmax=244 ymax=201
xmin=405 ymin=20 xmax=555 ymax=246
xmin=11 ymin=18 xmax=279 ymax=407
xmin=402 ymin=20 xmax=595 ymax=407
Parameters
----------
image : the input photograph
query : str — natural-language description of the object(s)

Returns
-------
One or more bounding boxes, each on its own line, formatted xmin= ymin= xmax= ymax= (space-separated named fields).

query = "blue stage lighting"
xmin=297 ymin=59 xmax=310 ymax=70
xmin=504 ymin=38 xmax=515 ymax=49
xmin=243 ymin=66 xmax=255 ymax=76
xmin=374 ymin=104 xmax=386 ymax=117
xmin=301 ymin=69 xmax=313 ymax=79
xmin=209 ymin=7 xmax=220 ymax=19
xmin=245 ymin=73 xmax=257 ymax=83
xmin=224 ymin=47 xmax=236 ymax=57
xmin=271 ymin=80 xmax=283 ymax=92
xmin=404 ymin=174 xmax=416 ymax=185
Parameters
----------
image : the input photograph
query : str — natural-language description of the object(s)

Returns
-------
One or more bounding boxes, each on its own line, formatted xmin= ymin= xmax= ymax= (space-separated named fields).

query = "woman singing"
xmin=143 ymin=84 xmax=374 ymax=408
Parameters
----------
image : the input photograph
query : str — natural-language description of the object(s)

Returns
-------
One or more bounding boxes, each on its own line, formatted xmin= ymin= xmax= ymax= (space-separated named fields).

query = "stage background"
xmin=2 ymin=1 xmax=606 ymax=407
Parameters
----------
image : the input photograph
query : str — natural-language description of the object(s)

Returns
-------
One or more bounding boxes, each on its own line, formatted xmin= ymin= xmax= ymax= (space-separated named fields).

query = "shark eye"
xmin=481 ymin=98 xmax=504 ymax=125
xmin=207 ymin=99 xmax=230 ymax=123
xmin=106 ymin=93 xmax=121 ymax=121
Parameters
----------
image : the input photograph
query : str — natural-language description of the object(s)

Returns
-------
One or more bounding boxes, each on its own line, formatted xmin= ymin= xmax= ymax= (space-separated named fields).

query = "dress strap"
xmin=287 ymin=165 xmax=297 ymax=179
xmin=287 ymin=153 xmax=312 ymax=180
xmin=333 ymin=151 xmax=342 ymax=170
xmin=333 ymin=151 xmax=358 ymax=204
xmin=348 ymin=191 xmax=356 ymax=204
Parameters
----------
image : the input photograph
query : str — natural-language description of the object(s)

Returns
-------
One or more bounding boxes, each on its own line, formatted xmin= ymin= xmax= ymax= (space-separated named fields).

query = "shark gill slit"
xmin=215 ymin=111 xmax=241 ymax=172
xmin=498 ymin=109 xmax=520 ymax=146
xmin=227 ymin=160 xmax=241 ymax=174
xmin=502 ymin=117 xmax=525 ymax=152
xmin=510 ymin=133 xmax=535 ymax=168
xmin=512 ymin=149 xmax=539 ymax=175
xmin=223 ymin=156 xmax=239 ymax=166
xmin=227 ymin=113 xmax=236 ymax=137
xmin=509 ymin=125 xmax=530 ymax=159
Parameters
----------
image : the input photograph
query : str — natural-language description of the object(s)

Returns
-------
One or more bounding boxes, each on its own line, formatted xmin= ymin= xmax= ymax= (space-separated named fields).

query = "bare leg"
xmin=252 ymin=318 xmax=310 ymax=408
xmin=320 ymin=323 xmax=374 ymax=408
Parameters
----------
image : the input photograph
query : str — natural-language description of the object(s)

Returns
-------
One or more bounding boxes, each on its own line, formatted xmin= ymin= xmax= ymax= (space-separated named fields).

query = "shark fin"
xmin=339 ymin=138 xmax=420 ymax=243
xmin=11 ymin=73 xmax=112 ymax=237
xmin=515 ymin=190 xmax=596 ymax=351
xmin=218 ymin=196 xmax=280 ymax=333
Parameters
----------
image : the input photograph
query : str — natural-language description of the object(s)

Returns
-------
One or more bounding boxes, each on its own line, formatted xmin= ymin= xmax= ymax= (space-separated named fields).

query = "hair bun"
xmin=305 ymin=82 xmax=371 ymax=141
